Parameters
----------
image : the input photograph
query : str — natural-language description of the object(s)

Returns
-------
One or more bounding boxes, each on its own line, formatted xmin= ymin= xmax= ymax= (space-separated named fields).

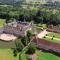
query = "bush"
xmin=13 ymin=49 xmax=17 ymax=57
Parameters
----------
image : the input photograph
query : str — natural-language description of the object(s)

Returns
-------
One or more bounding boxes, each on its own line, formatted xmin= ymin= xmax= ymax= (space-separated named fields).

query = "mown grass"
xmin=0 ymin=49 xmax=19 ymax=60
xmin=47 ymin=32 xmax=60 ymax=39
xmin=36 ymin=50 xmax=60 ymax=60
xmin=0 ymin=19 xmax=5 ymax=27
xmin=43 ymin=37 xmax=60 ymax=44
xmin=0 ymin=49 xmax=60 ymax=60
xmin=43 ymin=32 xmax=60 ymax=44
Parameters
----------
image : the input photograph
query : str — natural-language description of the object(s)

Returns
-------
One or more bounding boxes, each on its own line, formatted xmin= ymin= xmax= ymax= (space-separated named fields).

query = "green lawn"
xmin=36 ymin=50 xmax=60 ymax=60
xmin=0 ymin=49 xmax=19 ymax=60
xmin=47 ymin=32 xmax=60 ymax=39
xmin=21 ymin=51 xmax=27 ymax=60
xmin=0 ymin=19 xmax=5 ymax=27
xmin=43 ymin=32 xmax=60 ymax=44
xmin=43 ymin=37 xmax=60 ymax=44
xmin=0 ymin=49 xmax=60 ymax=60
xmin=0 ymin=48 xmax=27 ymax=60
xmin=21 ymin=50 xmax=60 ymax=60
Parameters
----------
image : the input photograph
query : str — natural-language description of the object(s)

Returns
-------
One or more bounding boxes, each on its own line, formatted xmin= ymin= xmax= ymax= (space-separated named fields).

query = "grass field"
xmin=43 ymin=32 xmax=60 ymax=44
xmin=0 ymin=19 xmax=5 ymax=27
xmin=47 ymin=32 xmax=60 ymax=39
xmin=0 ymin=49 xmax=27 ymax=60
xmin=0 ymin=49 xmax=19 ymax=60
xmin=0 ymin=49 xmax=60 ymax=60
xmin=43 ymin=37 xmax=60 ymax=44
xmin=36 ymin=50 xmax=60 ymax=60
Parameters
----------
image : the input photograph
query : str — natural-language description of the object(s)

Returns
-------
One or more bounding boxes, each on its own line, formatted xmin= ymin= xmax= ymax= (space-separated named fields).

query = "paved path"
xmin=37 ymin=30 xmax=50 ymax=38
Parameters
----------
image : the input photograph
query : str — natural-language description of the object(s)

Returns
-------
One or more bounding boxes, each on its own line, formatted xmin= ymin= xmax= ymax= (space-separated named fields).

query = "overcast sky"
xmin=55 ymin=0 xmax=60 ymax=1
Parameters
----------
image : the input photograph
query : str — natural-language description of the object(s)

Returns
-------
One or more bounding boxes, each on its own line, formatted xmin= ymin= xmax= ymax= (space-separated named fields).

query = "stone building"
xmin=3 ymin=21 xmax=34 ymax=36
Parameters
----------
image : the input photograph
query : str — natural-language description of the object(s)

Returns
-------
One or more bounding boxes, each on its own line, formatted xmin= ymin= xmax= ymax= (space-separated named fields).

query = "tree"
xmin=27 ymin=30 xmax=33 ymax=43
xmin=26 ymin=43 xmax=36 ymax=54
xmin=15 ymin=39 xmax=24 ymax=52
xmin=21 ymin=36 xmax=28 ymax=46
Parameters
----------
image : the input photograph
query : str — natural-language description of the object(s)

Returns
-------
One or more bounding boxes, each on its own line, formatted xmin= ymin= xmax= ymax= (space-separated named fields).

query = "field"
xmin=0 ymin=49 xmax=60 ymax=60
xmin=0 ymin=48 xmax=27 ymax=60
xmin=0 ymin=19 xmax=5 ymax=27
xmin=36 ymin=50 xmax=60 ymax=60
xmin=47 ymin=32 xmax=60 ymax=39
xmin=43 ymin=32 xmax=60 ymax=44
xmin=0 ymin=49 xmax=19 ymax=60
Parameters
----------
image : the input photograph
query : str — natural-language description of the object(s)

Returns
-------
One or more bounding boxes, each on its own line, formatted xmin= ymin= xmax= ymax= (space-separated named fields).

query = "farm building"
xmin=3 ymin=21 xmax=34 ymax=37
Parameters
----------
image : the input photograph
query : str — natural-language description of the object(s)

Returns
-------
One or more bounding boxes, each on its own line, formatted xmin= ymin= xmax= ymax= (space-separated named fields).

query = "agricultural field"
xmin=0 ymin=19 xmax=5 ymax=27
xmin=43 ymin=32 xmax=60 ymax=44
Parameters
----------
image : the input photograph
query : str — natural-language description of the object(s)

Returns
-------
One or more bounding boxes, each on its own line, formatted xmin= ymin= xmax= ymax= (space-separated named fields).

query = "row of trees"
xmin=33 ymin=9 xmax=60 ymax=25
xmin=0 ymin=5 xmax=60 ymax=25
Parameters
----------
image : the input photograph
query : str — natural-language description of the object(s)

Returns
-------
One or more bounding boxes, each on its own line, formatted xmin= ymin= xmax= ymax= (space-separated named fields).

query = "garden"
xmin=43 ymin=32 xmax=60 ymax=44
